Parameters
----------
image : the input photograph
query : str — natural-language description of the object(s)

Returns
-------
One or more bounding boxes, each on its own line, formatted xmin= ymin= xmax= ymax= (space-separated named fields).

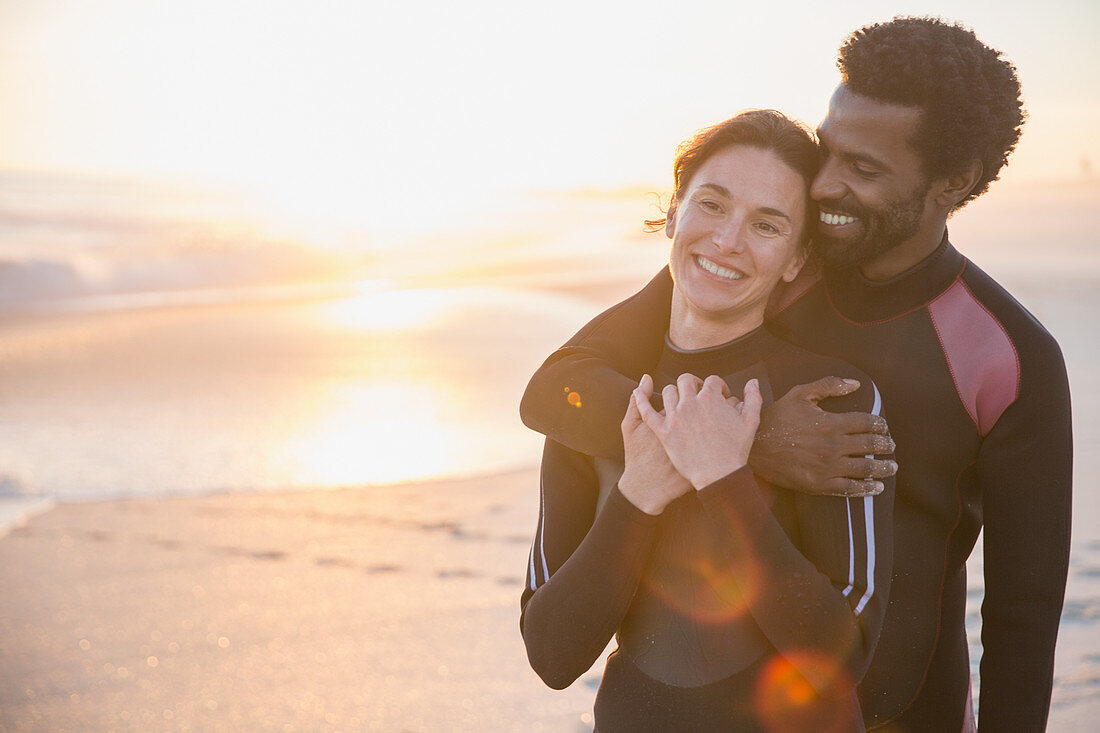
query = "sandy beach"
xmin=0 ymin=469 xmax=610 ymax=731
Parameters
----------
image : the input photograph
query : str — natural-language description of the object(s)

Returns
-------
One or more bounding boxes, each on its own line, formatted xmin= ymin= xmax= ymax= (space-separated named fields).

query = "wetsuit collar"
xmin=657 ymin=326 xmax=783 ymax=384
xmin=823 ymin=231 xmax=965 ymax=324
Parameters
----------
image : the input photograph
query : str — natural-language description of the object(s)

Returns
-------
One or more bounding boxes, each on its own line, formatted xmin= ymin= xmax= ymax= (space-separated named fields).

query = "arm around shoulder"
xmin=520 ymin=268 xmax=674 ymax=460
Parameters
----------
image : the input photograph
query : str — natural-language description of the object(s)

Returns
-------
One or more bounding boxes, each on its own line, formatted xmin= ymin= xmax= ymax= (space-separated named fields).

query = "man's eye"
xmin=755 ymin=221 xmax=779 ymax=234
xmin=852 ymin=164 xmax=878 ymax=179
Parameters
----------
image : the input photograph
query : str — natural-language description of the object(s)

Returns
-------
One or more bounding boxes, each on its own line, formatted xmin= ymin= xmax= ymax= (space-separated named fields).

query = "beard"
xmin=814 ymin=180 xmax=932 ymax=269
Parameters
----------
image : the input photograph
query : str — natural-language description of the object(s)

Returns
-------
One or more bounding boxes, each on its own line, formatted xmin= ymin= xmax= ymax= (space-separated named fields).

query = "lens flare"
xmin=638 ymin=504 xmax=763 ymax=625
xmin=753 ymin=652 xmax=855 ymax=733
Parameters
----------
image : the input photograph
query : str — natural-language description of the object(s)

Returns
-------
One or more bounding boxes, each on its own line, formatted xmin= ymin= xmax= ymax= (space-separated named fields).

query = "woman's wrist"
xmin=618 ymin=473 xmax=665 ymax=516
xmin=689 ymin=458 xmax=749 ymax=491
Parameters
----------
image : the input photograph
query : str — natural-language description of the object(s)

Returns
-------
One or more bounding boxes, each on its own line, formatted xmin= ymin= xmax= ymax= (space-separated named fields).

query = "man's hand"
xmin=618 ymin=375 xmax=693 ymax=515
xmin=636 ymin=373 xmax=763 ymax=491
xmin=751 ymin=377 xmax=897 ymax=497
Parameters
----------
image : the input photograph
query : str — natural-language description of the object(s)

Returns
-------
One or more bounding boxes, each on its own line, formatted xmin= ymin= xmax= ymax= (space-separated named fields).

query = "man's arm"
xmin=520 ymin=268 xmax=673 ymax=461
xmin=520 ymin=267 xmax=896 ymax=494
xmin=752 ymin=377 xmax=897 ymax=496
xmin=975 ymin=338 xmax=1072 ymax=731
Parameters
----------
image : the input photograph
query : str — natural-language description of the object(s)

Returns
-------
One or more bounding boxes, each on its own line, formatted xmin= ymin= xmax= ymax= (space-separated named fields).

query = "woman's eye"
xmin=698 ymin=199 xmax=722 ymax=213
xmin=755 ymin=221 xmax=779 ymax=234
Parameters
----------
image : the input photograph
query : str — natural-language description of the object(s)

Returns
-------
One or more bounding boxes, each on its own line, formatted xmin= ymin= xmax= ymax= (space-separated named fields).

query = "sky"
xmin=2 ymin=0 xmax=1098 ymax=231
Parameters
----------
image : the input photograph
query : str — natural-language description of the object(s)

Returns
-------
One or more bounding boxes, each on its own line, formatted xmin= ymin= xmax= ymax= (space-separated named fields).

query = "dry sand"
xmin=0 ymin=470 xmax=603 ymax=732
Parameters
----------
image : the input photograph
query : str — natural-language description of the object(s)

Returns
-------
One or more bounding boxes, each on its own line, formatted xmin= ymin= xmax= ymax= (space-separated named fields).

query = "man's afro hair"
xmin=838 ymin=16 xmax=1025 ymax=209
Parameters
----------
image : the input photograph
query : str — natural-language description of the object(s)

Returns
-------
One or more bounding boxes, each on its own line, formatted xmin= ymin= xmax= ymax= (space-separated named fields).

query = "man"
xmin=519 ymin=17 xmax=1071 ymax=732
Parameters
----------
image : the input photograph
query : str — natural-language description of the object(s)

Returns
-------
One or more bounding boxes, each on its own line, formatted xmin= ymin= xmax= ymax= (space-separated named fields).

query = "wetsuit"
xmin=521 ymin=327 xmax=895 ymax=732
xmin=519 ymin=236 xmax=1072 ymax=731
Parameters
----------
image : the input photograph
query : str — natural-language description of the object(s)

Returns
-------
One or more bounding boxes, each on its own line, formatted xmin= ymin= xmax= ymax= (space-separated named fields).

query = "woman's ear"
xmin=665 ymin=201 xmax=678 ymax=239
xmin=781 ymin=243 xmax=810 ymax=283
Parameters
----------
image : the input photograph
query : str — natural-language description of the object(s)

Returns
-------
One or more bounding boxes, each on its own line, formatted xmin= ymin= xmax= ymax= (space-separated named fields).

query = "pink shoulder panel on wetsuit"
xmin=927 ymin=280 xmax=1020 ymax=436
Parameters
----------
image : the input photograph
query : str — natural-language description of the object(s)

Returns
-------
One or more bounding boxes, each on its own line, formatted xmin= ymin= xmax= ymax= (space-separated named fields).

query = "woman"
xmin=520 ymin=110 xmax=893 ymax=731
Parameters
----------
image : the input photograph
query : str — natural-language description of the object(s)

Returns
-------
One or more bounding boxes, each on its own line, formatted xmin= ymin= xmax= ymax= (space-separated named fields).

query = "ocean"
xmin=1 ymin=169 xmax=1097 ymax=726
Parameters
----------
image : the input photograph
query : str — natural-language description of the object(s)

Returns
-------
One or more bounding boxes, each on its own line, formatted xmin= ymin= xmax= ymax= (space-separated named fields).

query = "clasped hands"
xmin=618 ymin=373 xmax=761 ymax=516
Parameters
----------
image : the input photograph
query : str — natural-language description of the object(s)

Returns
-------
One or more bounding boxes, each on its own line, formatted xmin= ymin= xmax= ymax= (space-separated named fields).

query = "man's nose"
xmin=811 ymin=158 xmax=847 ymax=202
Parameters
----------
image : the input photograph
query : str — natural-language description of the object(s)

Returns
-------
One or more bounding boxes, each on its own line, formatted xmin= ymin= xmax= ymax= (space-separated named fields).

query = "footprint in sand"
xmin=209 ymin=545 xmax=286 ymax=561
xmin=436 ymin=568 xmax=480 ymax=579
xmin=419 ymin=520 xmax=460 ymax=532
xmin=250 ymin=550 xmax=287 ymax=561
xmin=365 ymin=563 xmax=402 ymax=574
xmin=449 ymin=527 xmax=489 ymax=541
xmin=314 ymin=556 xmax=356 ymax=567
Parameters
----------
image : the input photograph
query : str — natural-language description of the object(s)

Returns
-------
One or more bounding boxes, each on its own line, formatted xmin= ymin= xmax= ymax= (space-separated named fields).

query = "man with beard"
xmin=518 ymin=17 xmax=1072 ymax=732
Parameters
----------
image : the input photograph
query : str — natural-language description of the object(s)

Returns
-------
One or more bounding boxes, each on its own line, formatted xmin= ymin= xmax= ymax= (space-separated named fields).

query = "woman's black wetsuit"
xmin=521 ymin=327 xmax=895 ymax=732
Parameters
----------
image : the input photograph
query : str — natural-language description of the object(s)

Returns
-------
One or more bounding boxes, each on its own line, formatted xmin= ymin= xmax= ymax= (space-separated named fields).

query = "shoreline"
xmin=0 ymin=457 xmax=544 ymax=538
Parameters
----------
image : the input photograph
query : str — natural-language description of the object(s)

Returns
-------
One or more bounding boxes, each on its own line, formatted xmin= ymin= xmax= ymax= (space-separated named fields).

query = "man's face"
xmin=811 ymin=85 xmax=934 ymax=269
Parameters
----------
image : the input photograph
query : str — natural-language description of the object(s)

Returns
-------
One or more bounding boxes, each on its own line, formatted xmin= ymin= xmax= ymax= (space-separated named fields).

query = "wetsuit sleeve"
xmin=519 ymin=267 xmax=673 ymax=461
xmin=695 ymin=382 xmax=894 ymax=695
xmin=520 ymin=439 xmax=660 ymax=689
xmin=975 ymin=338 xmax=1072 ymax=732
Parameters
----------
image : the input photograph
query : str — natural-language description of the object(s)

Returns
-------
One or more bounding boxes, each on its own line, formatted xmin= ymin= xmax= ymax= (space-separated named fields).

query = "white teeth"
xmin=696 ymin=255 xmax=744 ymax=281
xmin=820 ymin=211 xmax=857 ymax=226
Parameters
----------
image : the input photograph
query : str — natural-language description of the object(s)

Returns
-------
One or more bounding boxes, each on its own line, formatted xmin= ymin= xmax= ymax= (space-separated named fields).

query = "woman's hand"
xmin=618 ymin=374 xmax=693 ymax=515
xmin=635 ymin=374 xmax=763 ymax=490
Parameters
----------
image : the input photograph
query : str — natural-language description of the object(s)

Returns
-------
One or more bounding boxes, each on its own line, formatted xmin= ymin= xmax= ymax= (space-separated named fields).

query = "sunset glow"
xmin=3 ymin=1 xmax=1097 ymax=240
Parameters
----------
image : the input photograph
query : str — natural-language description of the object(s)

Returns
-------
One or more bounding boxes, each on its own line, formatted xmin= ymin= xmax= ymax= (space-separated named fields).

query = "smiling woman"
xmin=519 ymin=110 xmax=894 ymax=732
xmin=665 ymin=146 xmax=809 ymax=349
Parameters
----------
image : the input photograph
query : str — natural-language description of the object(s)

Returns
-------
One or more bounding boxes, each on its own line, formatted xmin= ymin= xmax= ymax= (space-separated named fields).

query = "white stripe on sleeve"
xmin=852 ymin=382 xmax=883 ymax=616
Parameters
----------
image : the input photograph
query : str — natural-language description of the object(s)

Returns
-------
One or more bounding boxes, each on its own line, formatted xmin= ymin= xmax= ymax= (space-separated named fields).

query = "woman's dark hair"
xmin=645 ymin=109 xmax=821 ymax=238
xmin=837 ymin=16 xmax=1025 ymax=210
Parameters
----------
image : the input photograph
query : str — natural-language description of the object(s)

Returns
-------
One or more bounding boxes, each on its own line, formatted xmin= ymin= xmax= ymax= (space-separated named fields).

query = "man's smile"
xmin=819 ymin=210 xmax=859 ymax=227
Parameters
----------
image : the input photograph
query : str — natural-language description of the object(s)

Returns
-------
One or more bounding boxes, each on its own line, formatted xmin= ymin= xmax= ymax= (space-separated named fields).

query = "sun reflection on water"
xmin=286 ymin=378 xmax=466 ymax=487
xmin=318 ymin=287 xmax=458 ymax=332
xmin=275 ymin=285 xmax=566 ymax=489
xmin=0 ymin=282 xmax=590 ymax=497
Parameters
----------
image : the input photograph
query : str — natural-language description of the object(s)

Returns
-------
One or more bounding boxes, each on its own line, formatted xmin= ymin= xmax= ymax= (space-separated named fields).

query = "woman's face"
xmin=667 ymin=145 xmax=809 ymax=339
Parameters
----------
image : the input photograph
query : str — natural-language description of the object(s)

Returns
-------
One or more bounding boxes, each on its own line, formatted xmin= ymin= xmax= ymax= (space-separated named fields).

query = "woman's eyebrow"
xmin=757 ymin=207 xmax=792 ymax=223
xmin=698 ymin=182 xmax=730 ymax=196
xmin=698 ymin=182 xmax=791 ymax=223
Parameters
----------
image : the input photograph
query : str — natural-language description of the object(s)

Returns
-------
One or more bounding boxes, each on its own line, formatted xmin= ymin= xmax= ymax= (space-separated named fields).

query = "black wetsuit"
xmin=521 ymin=327 xmax=895 ymax=732
xmin=519 ymin=237 xmax=1072 ymax=731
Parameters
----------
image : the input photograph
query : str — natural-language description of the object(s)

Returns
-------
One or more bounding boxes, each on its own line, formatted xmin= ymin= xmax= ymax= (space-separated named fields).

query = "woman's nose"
xmin=712 ymin=218 xmax=746 ymax=253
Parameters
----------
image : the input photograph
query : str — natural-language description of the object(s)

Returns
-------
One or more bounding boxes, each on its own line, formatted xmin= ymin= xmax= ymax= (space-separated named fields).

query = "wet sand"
xmin=0 ymin=469 xmax=610 ymax=731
